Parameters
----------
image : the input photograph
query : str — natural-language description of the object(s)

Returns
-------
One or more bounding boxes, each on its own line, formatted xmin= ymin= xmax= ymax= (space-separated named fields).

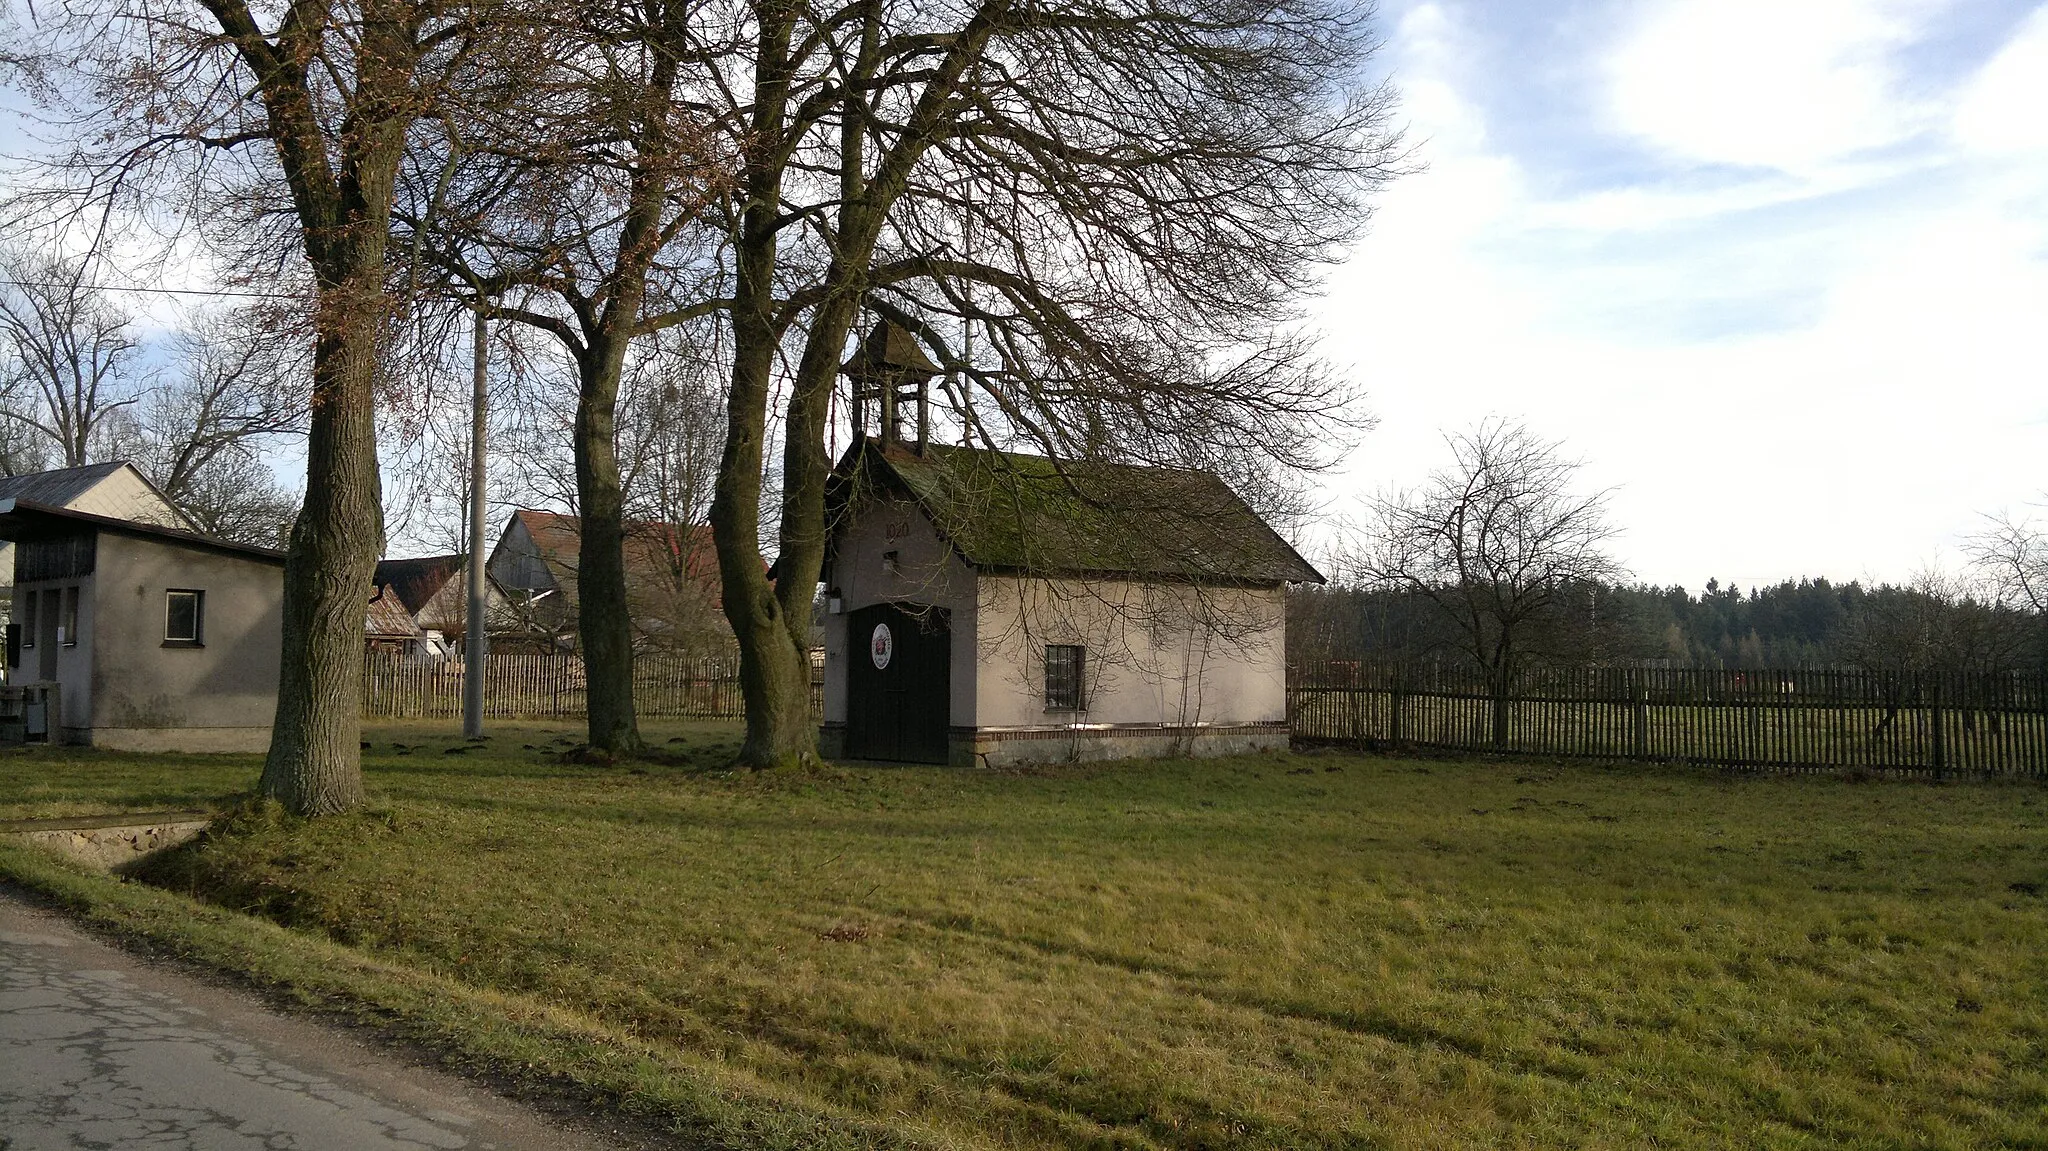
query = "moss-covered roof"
xmin=830 ymin=439 xmax=1323 ymax=585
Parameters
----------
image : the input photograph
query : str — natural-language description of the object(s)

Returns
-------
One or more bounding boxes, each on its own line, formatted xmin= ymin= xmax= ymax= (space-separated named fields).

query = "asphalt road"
xmin=0 ymin=886 xmax=632 ymax=1150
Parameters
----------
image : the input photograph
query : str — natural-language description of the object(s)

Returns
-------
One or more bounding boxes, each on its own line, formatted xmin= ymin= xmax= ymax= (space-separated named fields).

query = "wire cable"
xmin=0 ymin=278 xmax=297 ymax=299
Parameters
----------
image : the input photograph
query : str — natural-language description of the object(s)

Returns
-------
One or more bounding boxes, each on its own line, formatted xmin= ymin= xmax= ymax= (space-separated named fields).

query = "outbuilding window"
xmin=59 ymin=587 xmax=78 ymax=646
xmin=165 ymin=590 xmax=204 ymax=646
xmin=1045 ymin=644 xmax=1086 ymax=711
xmin=19 ymin=590 xmax=34 ymax=649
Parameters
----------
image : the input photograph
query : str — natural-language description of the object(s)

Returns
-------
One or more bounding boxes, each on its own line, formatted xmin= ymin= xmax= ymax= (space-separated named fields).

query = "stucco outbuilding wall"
xmin=971 ymin=575 xmax=1287 ymax=731
xmin=85 ymin=532 xmax=283 ymax=750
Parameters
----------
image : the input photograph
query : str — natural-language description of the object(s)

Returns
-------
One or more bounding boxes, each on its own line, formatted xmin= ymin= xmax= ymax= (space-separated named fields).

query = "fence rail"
xmin=363 ymin=653 xmax=2048 ymax=776
xmin=1288 ymin=663 xmax=2048 ymax=775
xmin=361 ymin=652 xmax=817 ymax=720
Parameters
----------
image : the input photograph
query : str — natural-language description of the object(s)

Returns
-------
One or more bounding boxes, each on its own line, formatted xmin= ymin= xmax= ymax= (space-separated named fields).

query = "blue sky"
xmin=1313 ymin=0 xmax=2048 ymax=591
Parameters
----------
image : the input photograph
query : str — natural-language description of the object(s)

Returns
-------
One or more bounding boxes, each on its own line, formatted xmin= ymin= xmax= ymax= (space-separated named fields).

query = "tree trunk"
xmin=574 ymin=338 xmax=642 ymax=754
xmin=776 ymin=289 xmax=861 ymax=631
xmin=714 ymin=230 xmax=818 ymax=768
xmin=1489 ymin=663 xmax=1512 ymax=750
xmin=566 ymin=64 xmax=675 ymax=756
xmin=259 ymin=256 xmax=385 ymax=815
xmin=712 ymin=13 xmax=816 ymax=769
xmin=195 ymin=0 xmax=419 ymax=815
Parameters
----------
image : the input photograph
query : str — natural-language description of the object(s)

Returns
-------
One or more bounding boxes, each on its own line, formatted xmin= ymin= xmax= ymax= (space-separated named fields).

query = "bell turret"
xmin=845 ymin=320 xmax=939 ymax=451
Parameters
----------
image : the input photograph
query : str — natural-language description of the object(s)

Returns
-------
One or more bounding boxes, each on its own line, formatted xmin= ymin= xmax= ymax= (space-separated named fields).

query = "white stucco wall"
xmin=822 ymin=490 xmax=1290 ymax=735
xmin=64 ymin=469 xmax=189 ymax=528
xmin=822 ymin=492 xmax=979 ymax=727
xmin=972 ymin=575 xmax=1287 ymax=730
xmin=89 ymin=532 xmax=283 ymax=742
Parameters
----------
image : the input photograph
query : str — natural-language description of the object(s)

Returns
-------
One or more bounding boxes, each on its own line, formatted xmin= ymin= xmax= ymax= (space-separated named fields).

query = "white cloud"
xmin=1604 ymin=0 xmax=1941 ymax=174
xmin=1953 ymin=3 xmax=2048 ymax=154
xmin=1310 ymin=0 xmax=2048 ymax=590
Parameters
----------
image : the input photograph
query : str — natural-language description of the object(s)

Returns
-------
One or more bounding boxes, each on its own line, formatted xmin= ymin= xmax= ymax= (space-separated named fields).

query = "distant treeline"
xmin=1290 ymin=577 xmax=2048 ymax=675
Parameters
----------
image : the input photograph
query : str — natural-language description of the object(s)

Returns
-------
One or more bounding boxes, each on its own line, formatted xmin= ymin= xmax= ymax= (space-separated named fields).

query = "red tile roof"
xmin=507 ymin=510 xmax=718 ymax=591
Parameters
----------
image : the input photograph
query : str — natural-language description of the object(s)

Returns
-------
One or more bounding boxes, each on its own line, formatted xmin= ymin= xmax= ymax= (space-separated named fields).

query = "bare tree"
xmin=1961 ymin=505 xmax=2048 ymax=677
xmin=106 ymin=304 xmax=308 ymax=545
xmin=0 ymin=263 xmax=302 ymax=541
xmin=389 ymin=0 xmax=732 ymax=753
xmin=619 ymin=343 xmax=724 ymax=532
xmin=617 ymin=344 xmax=730 ymax=655
xmin=0 ymin=251 xmax=145 ymax=466
xmin=1352 ymin=420 xmax=1625 ymax=746
xmin=16 ymin=0 xmax=527 ymax=812
xmin=1967 ymin=508 xmax=2048 ymax=616
xmin=1842 ymin=568 xmax=2035 ymax=738
xmin=692 ymin=0 xmax=1403 ymax=767
xmin=0 ymin=417 xmax=51 ymax=478
xmin=374 ymin=316 xmax=730 ymax=655
xmin=1843 ymin=569 xmax=2027 ymax=678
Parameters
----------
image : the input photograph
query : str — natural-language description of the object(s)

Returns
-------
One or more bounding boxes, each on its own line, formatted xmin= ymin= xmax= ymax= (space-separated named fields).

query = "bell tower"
xmin=844 ymin=320 xmax=940 ymax=451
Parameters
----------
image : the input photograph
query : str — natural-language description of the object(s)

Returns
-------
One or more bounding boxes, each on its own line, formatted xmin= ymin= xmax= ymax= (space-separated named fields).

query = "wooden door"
xmin=846 ymin=602 xmax=951 ymax=764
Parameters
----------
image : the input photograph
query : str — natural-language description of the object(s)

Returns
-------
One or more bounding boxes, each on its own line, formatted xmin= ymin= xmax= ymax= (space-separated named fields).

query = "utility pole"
xmin=463 ymin=305 xmax=489 ymax=739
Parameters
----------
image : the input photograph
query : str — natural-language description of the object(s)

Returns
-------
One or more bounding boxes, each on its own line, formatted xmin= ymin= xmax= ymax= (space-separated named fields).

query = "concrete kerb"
xmin=0 ymin=810 xmax=214 ymax=871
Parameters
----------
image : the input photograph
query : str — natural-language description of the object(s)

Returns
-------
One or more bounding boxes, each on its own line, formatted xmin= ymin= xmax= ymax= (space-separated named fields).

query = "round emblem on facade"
xmin=870 ymin=622 xmax=894 ymax=670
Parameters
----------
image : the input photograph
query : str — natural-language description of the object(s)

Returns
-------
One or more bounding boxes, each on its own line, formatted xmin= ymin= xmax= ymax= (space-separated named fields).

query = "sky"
xmin=1310 ymin=0 xmax=2048 ymax=592
xmin=4 ymin=1 xmax=2045 ymax=589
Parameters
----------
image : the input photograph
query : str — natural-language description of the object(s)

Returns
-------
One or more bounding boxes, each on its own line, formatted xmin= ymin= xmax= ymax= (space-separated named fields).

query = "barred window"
xmin=1045 ymin=644 xmax=1086 ymax=711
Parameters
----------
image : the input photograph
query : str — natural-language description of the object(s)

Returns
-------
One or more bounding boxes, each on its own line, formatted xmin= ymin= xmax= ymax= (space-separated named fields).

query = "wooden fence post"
xmin=1631 ymin=671 xmax=1649 ymax=759
xmin=1389 ymin=673 xmax=1404 ymax=745
xmin=1930 ymin=679 xmax=1946 ymax=778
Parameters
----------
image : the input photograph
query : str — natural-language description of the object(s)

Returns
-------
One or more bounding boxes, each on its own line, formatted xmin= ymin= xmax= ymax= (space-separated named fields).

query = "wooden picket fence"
xmin=365 ymin=650 xmax=2048 ymax=775
xmin=362 ymin=651 xmax=820 ymax=720
xmin=1289 ymin=662 xmax=2048 ymax=776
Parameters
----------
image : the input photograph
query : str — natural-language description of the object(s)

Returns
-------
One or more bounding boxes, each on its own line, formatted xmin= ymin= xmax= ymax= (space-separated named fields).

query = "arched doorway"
xmin=846 ymin=602 xmax=951 ymax=763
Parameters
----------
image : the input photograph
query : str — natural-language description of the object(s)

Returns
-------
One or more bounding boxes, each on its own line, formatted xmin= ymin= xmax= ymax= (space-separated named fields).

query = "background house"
xmin=365 ymin=554 xmax=473 ymax=657
xmin=0 ymin=463 xmax=194 ymax=664
xmin=818 ymin=438 xmax=1323 ymax=767
xmin=486 ymin=509 xmax=729 ymax=655
xmin=0 ymin=498 xmax=282 ymax=750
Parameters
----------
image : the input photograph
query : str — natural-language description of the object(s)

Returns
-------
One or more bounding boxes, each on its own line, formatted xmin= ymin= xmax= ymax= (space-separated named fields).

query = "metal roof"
xmin=0 ymin=462 xmax=131 ymax=506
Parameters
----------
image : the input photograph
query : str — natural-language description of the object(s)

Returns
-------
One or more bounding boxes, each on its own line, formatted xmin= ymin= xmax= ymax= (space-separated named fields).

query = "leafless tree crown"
xmin=1352 ymin=419 xmax=1626 ymax=683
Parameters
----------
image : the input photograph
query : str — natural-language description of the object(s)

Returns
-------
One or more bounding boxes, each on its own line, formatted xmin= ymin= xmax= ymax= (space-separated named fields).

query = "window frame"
xmin=58 ymin=586 xmax=78 ymax=647
xmin=163 ymin=589 xmax=205 ymax=647
xmin=19 ymin=589 xmax=35 ymax=649
xmin=1044 ymin=643 xmax=1087 ymax=712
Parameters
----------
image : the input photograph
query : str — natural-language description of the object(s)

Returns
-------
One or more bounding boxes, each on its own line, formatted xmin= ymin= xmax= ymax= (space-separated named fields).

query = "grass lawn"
xmin=3 ymin=722 xmax=2047 ymax=1149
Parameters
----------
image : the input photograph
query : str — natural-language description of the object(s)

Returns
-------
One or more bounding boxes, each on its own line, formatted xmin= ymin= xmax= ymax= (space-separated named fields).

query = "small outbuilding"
xmin=0 ymin=462 xmax=194 ymax=646
xmin=0 ymin=498 xmax=282 ymax=751
xmin=817 ymin=325 xmax=1325 ymax=769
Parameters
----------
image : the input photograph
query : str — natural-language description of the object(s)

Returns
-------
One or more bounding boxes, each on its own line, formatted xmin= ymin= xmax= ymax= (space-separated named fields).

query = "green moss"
xmin=843 ymin=440 xmax=1319 ymax=582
